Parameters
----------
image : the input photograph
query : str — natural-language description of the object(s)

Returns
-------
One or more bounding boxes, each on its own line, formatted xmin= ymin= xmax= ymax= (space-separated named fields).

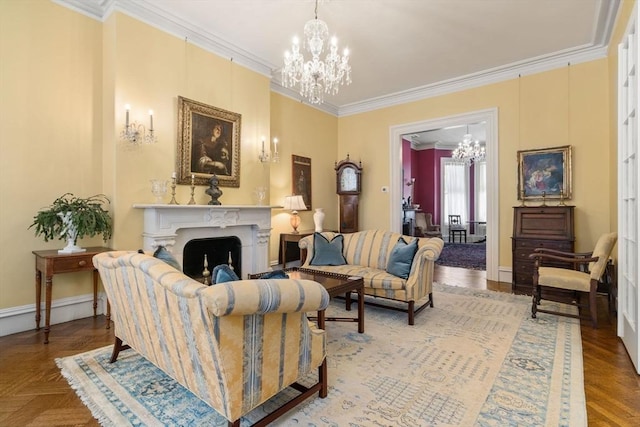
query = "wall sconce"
xmin=258 ymin=137 xmax=280 ymax=163
xmin=120 ymin=104 xmax=157 ymax=145
xmin=282 ymin=195 xmax=306 ymax=233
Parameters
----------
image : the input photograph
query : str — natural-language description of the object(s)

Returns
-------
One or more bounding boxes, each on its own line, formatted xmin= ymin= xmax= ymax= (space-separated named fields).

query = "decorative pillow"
xmin=386 ymin=237 xmax=418 ymax=279
xmin=310 ymin=233 xmax=347 ymax=266
xmin=153 ymin=246 xmax=181 ymax=271
xmin=259 ymin=269 xmax=290 ymax=279
xmin=212 ymin=264 xmax=240 ymax=284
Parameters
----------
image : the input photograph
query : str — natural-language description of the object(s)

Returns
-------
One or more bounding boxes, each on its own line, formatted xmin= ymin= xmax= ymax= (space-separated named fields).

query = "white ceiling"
xmin=60 ymin=0 xmax=619 ymax=118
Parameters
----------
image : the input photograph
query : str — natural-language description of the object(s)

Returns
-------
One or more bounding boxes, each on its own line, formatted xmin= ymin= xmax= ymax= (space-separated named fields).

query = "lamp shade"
xmin=283 ymin=195 xmax=306 ymax=211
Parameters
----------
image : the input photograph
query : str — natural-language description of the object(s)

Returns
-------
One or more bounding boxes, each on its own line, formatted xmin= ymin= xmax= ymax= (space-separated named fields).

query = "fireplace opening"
xmin=183 ymin=236 xmax=242 ymax=281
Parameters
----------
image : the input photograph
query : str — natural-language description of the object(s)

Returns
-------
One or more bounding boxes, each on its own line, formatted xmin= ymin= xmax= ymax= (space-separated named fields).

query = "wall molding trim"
xmin=0 ymin=292 xmax=108 ymax=338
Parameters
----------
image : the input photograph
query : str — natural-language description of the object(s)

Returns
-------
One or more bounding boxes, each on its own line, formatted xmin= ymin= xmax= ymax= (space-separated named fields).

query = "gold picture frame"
xmin=292 ymin=155 xmax=312 ymax=210
xmin=517 ymin=145 xmax=572 ymax=201
xmin=177 ymin=96 xmax=241 ymax=187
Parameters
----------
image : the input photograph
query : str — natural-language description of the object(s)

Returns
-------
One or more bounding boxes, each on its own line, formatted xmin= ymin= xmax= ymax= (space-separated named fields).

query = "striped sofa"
xmin=93 ymin=251 xmax=330 ymax=427
xmin=299 ymin=230 xmax=444 ymax=325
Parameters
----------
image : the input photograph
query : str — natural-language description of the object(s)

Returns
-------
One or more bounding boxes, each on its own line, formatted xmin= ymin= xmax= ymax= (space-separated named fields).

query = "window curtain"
xmin=475 ymin=161 xmax=487 ymax=222
xmin=442 ymin=160 xmax=468 ymax=233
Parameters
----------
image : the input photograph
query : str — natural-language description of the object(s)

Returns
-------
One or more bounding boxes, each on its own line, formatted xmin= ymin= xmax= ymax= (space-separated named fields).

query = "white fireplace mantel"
xmin=133 ymin=204 xmax=277 ymax=276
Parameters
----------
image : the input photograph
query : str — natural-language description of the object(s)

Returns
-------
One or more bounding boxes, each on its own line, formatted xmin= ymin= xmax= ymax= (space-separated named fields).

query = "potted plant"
xmin=29 ymin=193 xmax=113 ymax=254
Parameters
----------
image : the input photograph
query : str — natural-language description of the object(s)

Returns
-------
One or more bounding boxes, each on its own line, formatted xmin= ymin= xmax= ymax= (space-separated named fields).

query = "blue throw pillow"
xmin=212 ymin=264 xmax=240 ymax=284
xmin=259 ymin=269 xmax=290 ymax=279
xmin=310 ymin=233 xmax=347 ymax=266
xmin=386 ymin=237 xmax=418 ymax=279
xmin=153 ymin=246 xmax=181 ymax=271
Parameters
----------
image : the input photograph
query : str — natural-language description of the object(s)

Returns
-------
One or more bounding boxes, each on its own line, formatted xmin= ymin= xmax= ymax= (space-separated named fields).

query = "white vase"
xmin=57 ymin=212 xmax=86 ymax=254
xmin=313 ymin=208 xmax=325 ymax=232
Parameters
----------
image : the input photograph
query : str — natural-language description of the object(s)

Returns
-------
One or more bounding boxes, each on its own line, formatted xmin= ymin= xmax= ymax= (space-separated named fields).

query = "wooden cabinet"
xmin=512 ymin=206 xmax=575 ymax=294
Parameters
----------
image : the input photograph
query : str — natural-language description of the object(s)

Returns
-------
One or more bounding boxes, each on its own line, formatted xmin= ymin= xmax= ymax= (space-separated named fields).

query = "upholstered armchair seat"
xmin=93 ymin=251 xmax=330 ymax=427
xmin=530 ymin=232 xmax=617 ymax=328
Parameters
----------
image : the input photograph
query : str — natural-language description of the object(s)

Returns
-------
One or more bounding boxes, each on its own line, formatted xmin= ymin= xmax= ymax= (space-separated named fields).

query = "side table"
xmin=33 ymin=246 xmax=112 ymax=343
xmin=279 ymin=231 xmax=314 ymax=268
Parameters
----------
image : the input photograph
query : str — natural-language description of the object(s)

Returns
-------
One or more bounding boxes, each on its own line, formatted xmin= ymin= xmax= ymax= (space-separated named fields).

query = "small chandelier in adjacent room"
xmin=452 ymin=126 xmax=485 ymax=166
xmin=282 ymin=0 xmax=351 ymax=104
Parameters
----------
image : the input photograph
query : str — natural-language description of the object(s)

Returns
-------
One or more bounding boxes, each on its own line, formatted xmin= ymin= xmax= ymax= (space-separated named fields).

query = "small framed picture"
xmin=292 ymin=155 xmax=312 ymax=210
xmin=177 ymin=96 xmax=241 ymax=187
xmin=517 ymin=145 xmax=572 ymax=200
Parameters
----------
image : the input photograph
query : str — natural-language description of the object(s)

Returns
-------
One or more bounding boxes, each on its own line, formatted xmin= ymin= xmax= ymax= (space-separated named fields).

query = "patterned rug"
xmin=56 ymin=283 xmax=585 ymax=426
xmin=436 ymin=242 xmax=486 ymax=270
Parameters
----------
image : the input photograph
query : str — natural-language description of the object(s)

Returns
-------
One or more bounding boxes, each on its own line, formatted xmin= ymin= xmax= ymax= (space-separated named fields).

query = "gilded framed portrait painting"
xmin=177 ymin=96 xmax=241 ymax=188
xmin=517 ymin=145 xmax=572 ymax=201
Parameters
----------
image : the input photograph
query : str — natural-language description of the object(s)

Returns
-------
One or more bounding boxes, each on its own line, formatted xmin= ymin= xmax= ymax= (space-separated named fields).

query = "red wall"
xmin=410 ymin=147 xmax=477 ymax=226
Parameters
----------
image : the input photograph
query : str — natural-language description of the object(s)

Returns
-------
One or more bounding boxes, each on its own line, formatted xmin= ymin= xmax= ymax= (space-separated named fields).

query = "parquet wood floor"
xmin=0 ymin=265 xmax=638 ymax=426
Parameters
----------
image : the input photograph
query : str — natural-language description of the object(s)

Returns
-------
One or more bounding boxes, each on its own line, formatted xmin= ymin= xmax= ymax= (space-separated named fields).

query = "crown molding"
xmin=336 ymin=43 xmax=608 ymax=117
xmin=53 ymin=0 xmax=619 ymax=119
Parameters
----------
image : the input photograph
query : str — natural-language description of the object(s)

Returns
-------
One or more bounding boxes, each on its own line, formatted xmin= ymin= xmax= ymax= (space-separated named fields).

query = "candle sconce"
xmin=258 ymin=137 xmax=280 ymax=163
xmin=120 ymin=104 xmax=157 ymax=145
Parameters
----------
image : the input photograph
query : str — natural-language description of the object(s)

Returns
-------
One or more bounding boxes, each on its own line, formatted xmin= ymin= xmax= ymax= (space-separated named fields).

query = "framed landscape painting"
xmin=517 ymin=145 xmax=572 ymax=201
xmin=177 ymin=96 xmax=241 ymax=188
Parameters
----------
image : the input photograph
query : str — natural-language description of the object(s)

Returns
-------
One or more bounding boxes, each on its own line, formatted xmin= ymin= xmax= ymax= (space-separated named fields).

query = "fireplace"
xmin=183 ymin=236 xmax=242 ymax=279
xmin=133 ymin=204 xmax=274 ymax=277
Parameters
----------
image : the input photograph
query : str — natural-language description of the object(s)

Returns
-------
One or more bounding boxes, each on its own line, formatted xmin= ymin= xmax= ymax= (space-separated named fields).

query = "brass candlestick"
xmin=202 ymin=254 xmax=210 ymax=286
xmin=541 ymin=191 xmax=547 ymax=207
xmin=188 ymin=175 xmax=196 ymax=205
xmin=520 ymin=189 xmax=526 ymax=206
xmin=169 ymin=176 xmax=179 ymax=205
xmin=558 ymin=186 xmax=565 ymax=206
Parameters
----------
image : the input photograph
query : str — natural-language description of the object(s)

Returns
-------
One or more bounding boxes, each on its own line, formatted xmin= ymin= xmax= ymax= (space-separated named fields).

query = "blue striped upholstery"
xmin=93 ymin=251 xmax=329 ymax=423
xmin=300 ymin=231 xmax=444 ymax=320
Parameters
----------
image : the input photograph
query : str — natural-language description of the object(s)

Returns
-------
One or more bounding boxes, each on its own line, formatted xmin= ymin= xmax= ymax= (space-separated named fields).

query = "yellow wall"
xmin=1 ymin=0 xmax=104 ymax=307
xmin=270 ymin=93 xmax=339 ymax=259
xmin=339 ymin=61 xmax=611 ymax=266
xmin=0 ymin=2 xmax=273 ymax=309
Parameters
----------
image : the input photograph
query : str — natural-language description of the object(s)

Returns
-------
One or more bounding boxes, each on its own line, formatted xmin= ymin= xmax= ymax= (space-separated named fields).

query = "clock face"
xmin=340 ymin=167 xmax=358 ymax=192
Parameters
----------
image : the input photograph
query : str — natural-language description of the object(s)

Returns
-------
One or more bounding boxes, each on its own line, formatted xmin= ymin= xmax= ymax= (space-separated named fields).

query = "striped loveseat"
xmin=299 ymin=230 xmax=444 ymax=325
xmin=93 ymin=251 xmax=330 ymax=427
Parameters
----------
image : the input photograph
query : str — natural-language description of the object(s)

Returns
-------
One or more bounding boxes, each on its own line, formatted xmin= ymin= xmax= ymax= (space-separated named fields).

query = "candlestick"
xmin=188 ymin=174 xmax=196 ymax=205
xmin=169 ymin=175 xmax=179 ymax=205
xmin=202 ymin=254 xmax=210 ymax=286
xmin=520 ymin=189 xmax=526 ymax=206
xmin=149 ymin=110 xmax=154 ymax=131
xmin=125 ymin=104 xmax=130 ymax=127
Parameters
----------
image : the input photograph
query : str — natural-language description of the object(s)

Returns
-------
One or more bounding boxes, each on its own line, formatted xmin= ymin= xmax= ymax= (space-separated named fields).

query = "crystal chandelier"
xmin=282 ymin=0 xmax=351 ymax=104
xmin=452 ymin=127 xmax=485 ymax=166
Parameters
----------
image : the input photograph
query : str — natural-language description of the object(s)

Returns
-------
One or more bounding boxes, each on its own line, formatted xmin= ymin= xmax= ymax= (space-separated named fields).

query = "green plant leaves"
xmin=29 ymin=193 xmax=112 ymax=243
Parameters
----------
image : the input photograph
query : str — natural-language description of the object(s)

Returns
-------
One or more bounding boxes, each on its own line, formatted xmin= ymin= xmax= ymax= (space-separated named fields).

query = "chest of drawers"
xmin=512 ymin=206 xmax=575 ymax=294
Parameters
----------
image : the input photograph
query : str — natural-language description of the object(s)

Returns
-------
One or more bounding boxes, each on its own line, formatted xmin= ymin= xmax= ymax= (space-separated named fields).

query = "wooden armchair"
xmin=529 ymin=232 xmax=617 ymax=328
xmin=448 ymin=214 xmax=467 ymax=243
xmin=414 ymin=212 xmax=441 ymax=238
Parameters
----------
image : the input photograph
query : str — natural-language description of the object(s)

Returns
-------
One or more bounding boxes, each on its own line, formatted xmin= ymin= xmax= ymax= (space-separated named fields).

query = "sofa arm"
xmin=202 ymin=279 xmax=330 ymax=317
xmin=405 ymin=237 xmax=444 ymax=298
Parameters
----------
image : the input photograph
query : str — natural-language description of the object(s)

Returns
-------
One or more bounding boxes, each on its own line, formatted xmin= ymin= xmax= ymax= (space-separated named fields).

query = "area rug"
xmin=436 ymin=242 xmax=486 ymax=270
xmin=56 ymin=283 xmax=585 ymax=426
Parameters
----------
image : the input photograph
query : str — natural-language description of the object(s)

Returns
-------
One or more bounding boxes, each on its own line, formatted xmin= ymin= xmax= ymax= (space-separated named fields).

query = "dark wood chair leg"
xmin=228 ymin=420 xmax=240 ymax=427
xmin=319 ymin=358 xmax=328 ymax=398
xmin=109 ymin=336 xmax=131 ymax=363
xmin=408 ymin=301 xmax=415 ymax=325
xmin=532 ymin=264 xmax=539 ymax=319
xmin=589 ymin=279 xmax=598 ymax=328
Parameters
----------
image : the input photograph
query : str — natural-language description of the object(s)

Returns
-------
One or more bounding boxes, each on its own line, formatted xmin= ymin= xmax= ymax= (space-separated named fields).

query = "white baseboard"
xmin=498 ymin=266 xmax=513 ymax=286
xmin=0 ymin=292 xmax=109 ymax=337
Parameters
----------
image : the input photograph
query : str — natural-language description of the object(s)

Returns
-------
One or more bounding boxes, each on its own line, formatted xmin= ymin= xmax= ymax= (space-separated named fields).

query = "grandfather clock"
xmin=335 ymin=155 xmax=362 ymax=233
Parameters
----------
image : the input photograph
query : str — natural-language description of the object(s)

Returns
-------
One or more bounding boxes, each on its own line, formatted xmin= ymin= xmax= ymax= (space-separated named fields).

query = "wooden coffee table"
xmin=250 ymin=267 xmax=364 ymax=333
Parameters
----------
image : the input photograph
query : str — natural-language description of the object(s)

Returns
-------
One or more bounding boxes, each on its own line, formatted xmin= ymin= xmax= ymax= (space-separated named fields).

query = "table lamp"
xmin=283 ymin=195 xmax=306 ymax=233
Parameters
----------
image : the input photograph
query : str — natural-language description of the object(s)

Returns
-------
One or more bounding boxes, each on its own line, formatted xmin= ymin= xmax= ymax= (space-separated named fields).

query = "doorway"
xmin=389 ymin=108 xmax=499 ymax=282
